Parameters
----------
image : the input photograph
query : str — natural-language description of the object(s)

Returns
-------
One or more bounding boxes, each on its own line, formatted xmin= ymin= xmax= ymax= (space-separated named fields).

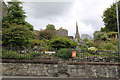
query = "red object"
xmin=61 ymin=27 xmax=63 ymax=29
xmin=72 ymin=51 xmax=76 ymax=57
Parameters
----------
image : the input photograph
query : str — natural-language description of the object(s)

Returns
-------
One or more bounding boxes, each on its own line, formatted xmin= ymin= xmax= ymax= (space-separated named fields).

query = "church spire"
xmin=75 ymin=21 xmax=80 ymax=40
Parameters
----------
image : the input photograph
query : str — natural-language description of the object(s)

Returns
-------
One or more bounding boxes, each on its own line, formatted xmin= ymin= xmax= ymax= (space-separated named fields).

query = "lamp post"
xmin=116 ymin=0 xmax=120 ymax=56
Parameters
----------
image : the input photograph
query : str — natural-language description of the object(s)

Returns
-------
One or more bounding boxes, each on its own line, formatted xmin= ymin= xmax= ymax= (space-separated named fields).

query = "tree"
xmin=49 ymin=36 xmax=78 ymax=50
xmin=2 ymin=24 xmax=34 ymax=47
xmin=101 ymin=1 xmax=120 ymax=32
xmin=46 ymin=24 xmax=56 ymax=30
xmin=2 ymin=0 xmax=33 ymax=31
xmin=38 ymin=30 xmax=56 ymax=40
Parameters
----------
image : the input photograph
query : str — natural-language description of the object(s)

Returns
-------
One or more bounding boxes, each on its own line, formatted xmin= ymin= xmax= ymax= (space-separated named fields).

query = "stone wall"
xmin=2 ymin=63 xmax=119 ymax=78
xmin=56 ymin=29 xmax=68 ymax=37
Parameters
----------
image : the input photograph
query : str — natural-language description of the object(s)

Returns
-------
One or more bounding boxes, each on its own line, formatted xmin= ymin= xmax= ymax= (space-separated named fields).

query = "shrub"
xmin=94 ymin=31 xmax=108 ymax=41
xmin=57 ymin=48 xmax=72 ymax=59
xmin=49 ymin=36 xmax=78 ymax=50
xmin=88 ymin=47 xmax=98 ymax=54
xmin=85 ymin=41 xmax=94 ymax=47
xmin=29 ymin=39 xmax=43 ymax=48
xmin=88 ymin=47 xmax=97 ymax=51
xmin=105 ymin=43 xmax=114 ymax=50
xmin=100 ymin=42 xmax=114 ymax=50
xmin=83 ymin=38 xmax=89 ymax=42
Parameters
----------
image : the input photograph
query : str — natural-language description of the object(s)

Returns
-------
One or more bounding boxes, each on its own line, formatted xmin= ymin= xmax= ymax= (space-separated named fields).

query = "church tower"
xmin=75 ymin=22 xmax=80 ymax=41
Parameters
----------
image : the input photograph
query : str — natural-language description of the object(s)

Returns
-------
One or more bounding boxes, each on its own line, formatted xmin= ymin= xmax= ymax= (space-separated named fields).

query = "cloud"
xmin=23 ymin=2 xmax=73 ymax=19
xmin=21 ymin=0 xmax=114 ymax=37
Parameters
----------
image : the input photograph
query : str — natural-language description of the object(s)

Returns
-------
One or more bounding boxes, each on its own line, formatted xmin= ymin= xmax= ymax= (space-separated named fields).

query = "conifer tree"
xmin=2 ymin=0 xmax=33 ymax=31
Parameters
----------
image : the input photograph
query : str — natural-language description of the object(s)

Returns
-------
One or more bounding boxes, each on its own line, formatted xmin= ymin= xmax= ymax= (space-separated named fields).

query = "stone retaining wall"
xmin=2 ymin=62 xmax=119 ymax=78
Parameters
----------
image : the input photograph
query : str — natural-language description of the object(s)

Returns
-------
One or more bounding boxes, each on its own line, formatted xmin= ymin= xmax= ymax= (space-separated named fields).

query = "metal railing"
xmin=2 ymin=47 xmax=120 ymax=63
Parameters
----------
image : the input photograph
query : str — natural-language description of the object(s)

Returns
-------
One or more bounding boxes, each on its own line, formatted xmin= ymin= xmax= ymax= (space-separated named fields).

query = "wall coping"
xmin=1 ymin=59 xmax=120 ymax=66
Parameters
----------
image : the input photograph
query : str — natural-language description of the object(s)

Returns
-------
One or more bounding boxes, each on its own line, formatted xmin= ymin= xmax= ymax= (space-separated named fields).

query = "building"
xmin=75 ymin=22 xmax=81 ymax=42
xmin=56 ymin=27 xmax=68 ymax=37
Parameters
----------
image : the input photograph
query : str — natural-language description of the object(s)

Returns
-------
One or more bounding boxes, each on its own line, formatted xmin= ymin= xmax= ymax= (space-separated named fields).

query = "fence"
xmin=2 ymin=46 xmax=120 ymax=63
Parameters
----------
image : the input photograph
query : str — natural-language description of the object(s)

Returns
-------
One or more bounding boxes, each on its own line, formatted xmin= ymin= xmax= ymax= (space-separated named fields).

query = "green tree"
xmin=49 ymin=36 xmax=78 ymax=50
xmin=101 ymin=1 xmax=120 ymax=32
xmin=46 ymin=24 xmax=56 ymax=30
xmin=2 ymin=0 xmax=33 ymax=31
xmin=2 ymin=24 xmax=34 ymax=47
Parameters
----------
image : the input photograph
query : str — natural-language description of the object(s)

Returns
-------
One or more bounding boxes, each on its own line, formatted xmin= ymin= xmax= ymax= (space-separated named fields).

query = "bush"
xmin=100 ymin=42 xmax=115 ymax=50
xmin=49 ymin=36 xmax=78 ymax=50
xmin=85 ymin=41 xmax=94 ymax=47
xmin=29 ymin=39 xmax=43 ymax=48
xmin=88 ymin=47 xmax=97 ymax=51
xmin=83 ymin=38 xmax=89 ymax=42
xmin=88 ymin=47 xmax=98 ymax=54
xmin=57 ymin=48 xmax=72 ymax=59
xmin=94 ymin=31 xmax=108 ymax=41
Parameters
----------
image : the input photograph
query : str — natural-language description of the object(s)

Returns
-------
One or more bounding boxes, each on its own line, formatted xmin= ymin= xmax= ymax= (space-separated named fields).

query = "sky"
xmin=4 ymin=0 xmax=115 ymax=37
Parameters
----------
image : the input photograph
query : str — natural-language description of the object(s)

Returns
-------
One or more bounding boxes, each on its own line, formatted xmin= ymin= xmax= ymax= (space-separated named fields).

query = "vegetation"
xmin=29 ymin=39 xmax=43 ymax=48
xmin=83 ymin=38 xmax=89 ymax=42
xmin=94 ymin=31 xmax=108 ymax=41
xmin=1 ymin=0 xmax=119 ymax=62
xmin=2 ymin=24 xmax=34 ymax=47
xmin=57 ymin=48 xmax=72 ymax=59
xmin=49 ymin=36 xmax=78 ymax=50
xmin=85 ymin=41 xmax=94 ymax=48
xmin=2 ymin=49 xmax=36 ymax=59
xmin=2 ymin=0 xmax=33 ymax=30
xmin=38 ymin=30 xmax=56 ymax=40
xmin=101 ymin=1 xmax=120 ymax=32
xmin=100 ymin=42 xmax=116 ymax=51
xmin=46 ymin=24 xmax=56 ymax=30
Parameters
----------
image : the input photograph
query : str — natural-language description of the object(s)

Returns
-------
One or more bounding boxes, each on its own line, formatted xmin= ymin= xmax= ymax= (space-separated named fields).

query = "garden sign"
xmin=72 ymin=51 xmax=76 ymax=57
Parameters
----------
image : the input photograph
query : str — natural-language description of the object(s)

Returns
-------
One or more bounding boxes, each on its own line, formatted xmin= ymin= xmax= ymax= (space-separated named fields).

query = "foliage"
xmin=88 ymin=47 xmax=97 ymax=51
xmin=57 ymin=48 xmax=72 ymax=59
xmin=2 ymin=24 xmax=34 ymax=47
xmin=2 ymin=0 xmax=33 ymax=31
xmin=93 ymin=41 xmax=101 ymax=48
xmin=106 ymin=32 xmax=118 ymax=38
xmin=88 ymin=47 xmax=98 ymax=54
xmin=101 ymin=1 xmax=120 ymax=32
xmin=85 ymin=41 xmax=94 ymax=47
xmin=2 ymin=49 xmax=35 ymax=59
xmin=49 ymin=36 xmax=78 ymax=50
xmin=38 ymin=30 xmax=56 ymax=40
xmin=100 ymin=42 xmax=115 ymax=50
xmin=29 ymin=39 xmax=43 ymax=48
xmin=83 ymin=38 xmax=89 ymax=42
xmin=46 ymin=24 xmax=56 ymax=30
xmin=94 ymin=31 xmax=108 ymax=41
